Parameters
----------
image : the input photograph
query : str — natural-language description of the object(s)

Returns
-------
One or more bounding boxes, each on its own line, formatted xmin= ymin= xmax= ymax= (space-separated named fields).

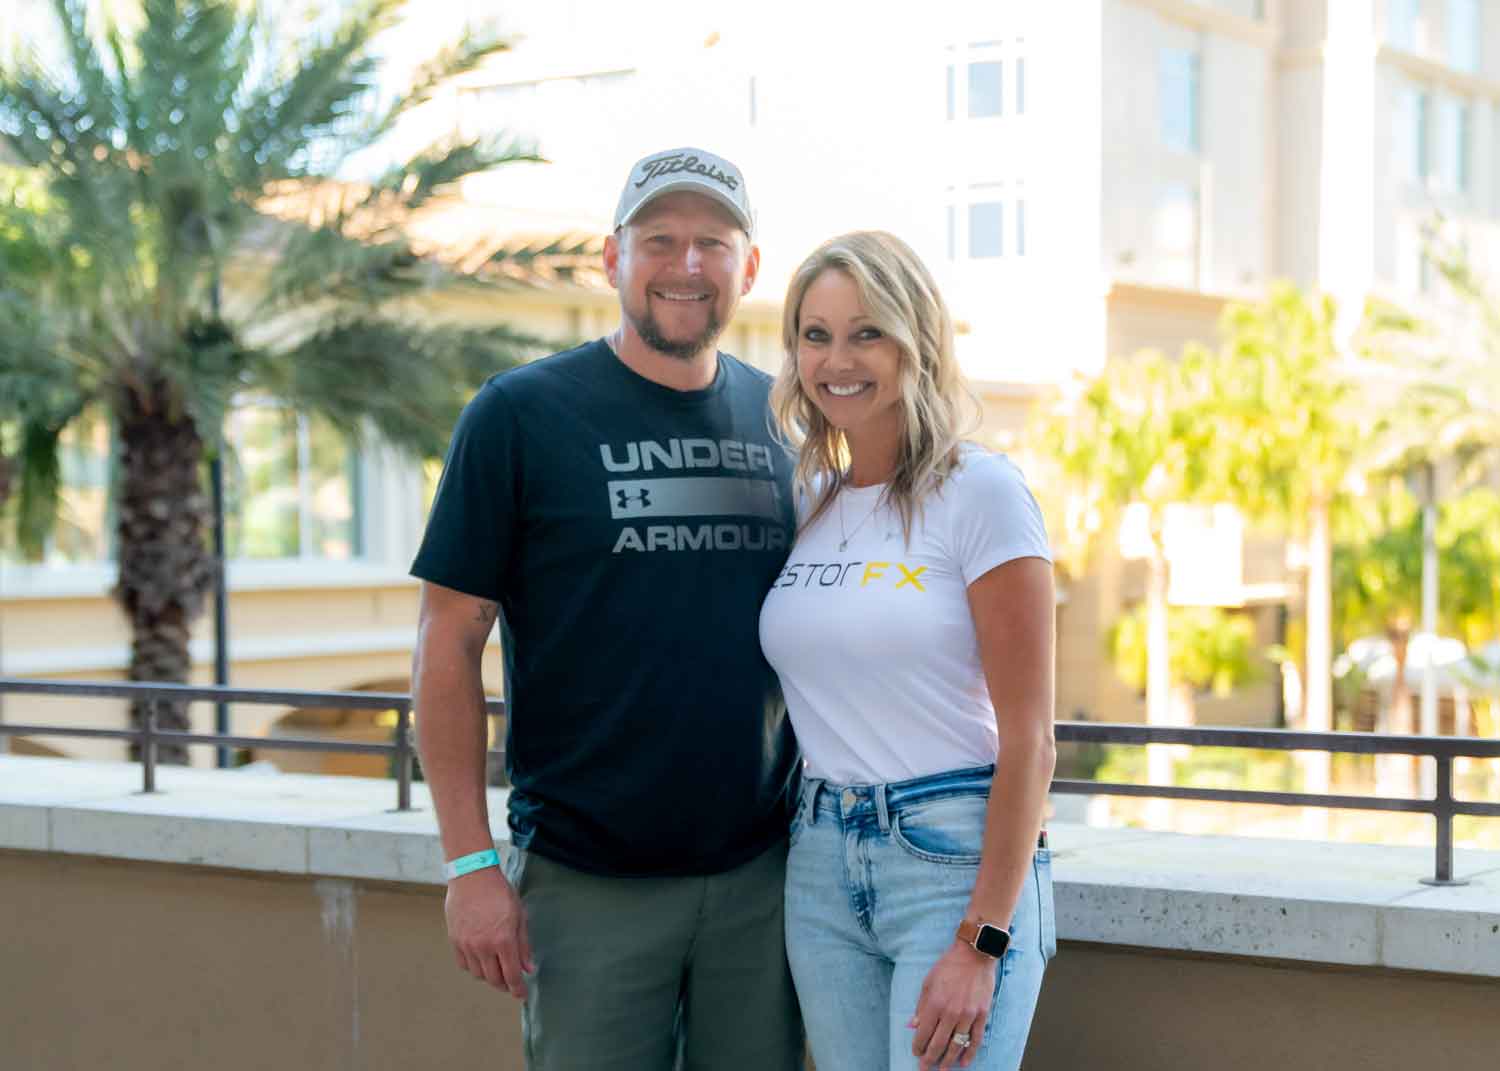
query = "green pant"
xmin=506 ymin=840 xmax=803 ymax=1071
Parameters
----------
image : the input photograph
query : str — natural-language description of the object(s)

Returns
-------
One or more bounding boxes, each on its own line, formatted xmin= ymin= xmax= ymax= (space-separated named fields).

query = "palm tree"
xmin=1353 ymin=227 xmax=1500 ymax=741
xmin=1214 ymin=285 xmax=1365 ymax=794
xmin=1035 ymin=345 xmax=1225 ymax=785
xmin=1333 ymin=482 xmax=1499 ymax=792
xmin=1335 ymin=485 xmax=1500 ymax=712
xmin=0 ymin=0 xmax=539 ymax=761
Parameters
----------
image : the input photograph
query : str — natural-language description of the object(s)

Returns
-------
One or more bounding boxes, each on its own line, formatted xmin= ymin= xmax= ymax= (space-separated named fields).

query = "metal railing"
xmin=2 ymin=677 xmax=1498 ymax=885
xmin=0 ymin=678 xmax=506 ymax=812
xmin=1050 ymin=721 xmax=1500 ymax=886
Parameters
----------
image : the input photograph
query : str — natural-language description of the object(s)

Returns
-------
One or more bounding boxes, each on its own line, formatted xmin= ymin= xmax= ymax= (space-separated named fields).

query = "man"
xmin=410 ymin=147 xmax=802 ymax=1071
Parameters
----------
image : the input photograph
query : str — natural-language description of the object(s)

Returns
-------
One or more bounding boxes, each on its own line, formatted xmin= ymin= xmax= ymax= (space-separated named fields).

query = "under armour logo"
xmin=616 ymin=487 xmax=652 ymax=509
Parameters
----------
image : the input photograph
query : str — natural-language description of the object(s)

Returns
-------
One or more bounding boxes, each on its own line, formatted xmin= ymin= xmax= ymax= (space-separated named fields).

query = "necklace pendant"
xmin=838 ymin=539 xmax=848 ymax=552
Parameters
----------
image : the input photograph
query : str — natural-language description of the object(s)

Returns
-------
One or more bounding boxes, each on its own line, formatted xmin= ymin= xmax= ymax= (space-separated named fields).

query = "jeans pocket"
xmin=888 ymin=793 xmax=987 ymax=866
xmin=1034 ymin=848 xmax=1057 ymax=962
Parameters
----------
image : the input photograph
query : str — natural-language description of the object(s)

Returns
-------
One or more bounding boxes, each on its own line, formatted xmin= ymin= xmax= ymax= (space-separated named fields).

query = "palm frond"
xmin=230 ymin=0 xmax=404 ymax=186
xmin=250 ymin=317 xmax=542 ymax=457
xmin=365 ymin=17 xmax=515 ymax=140
xmin=49 ymin=0 xmax=129 ymax=141
xmin=250 ymin=136 xmax=542 ymax=312
xmin=13 ymin=416 xmax=66 ymax=558
xmin=363 ymin=133 xmax=542 ymax=217
xmin=251 ymin=197 xmax=428 ymax=310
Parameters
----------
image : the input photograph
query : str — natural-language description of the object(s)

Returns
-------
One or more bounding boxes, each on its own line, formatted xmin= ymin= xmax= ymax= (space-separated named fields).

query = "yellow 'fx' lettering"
xmin=861 ymin=562 xmax=890 ymax=586
xmin=895 ymin=564 xmax=927 ymax=591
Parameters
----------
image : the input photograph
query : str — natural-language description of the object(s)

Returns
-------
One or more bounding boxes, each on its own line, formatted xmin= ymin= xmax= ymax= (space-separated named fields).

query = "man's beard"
xmin=630 ymin=303 xmax=725 ymax=360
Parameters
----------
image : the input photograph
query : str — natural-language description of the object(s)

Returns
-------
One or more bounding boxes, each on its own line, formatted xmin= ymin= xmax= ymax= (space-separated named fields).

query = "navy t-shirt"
xmin=411 ymin=340 xmax=799 ymax=877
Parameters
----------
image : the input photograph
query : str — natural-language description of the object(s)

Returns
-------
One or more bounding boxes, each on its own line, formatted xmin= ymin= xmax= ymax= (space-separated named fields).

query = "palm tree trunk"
xmin=113 ymin=376 xmax=215 ymax=765
xmin=1301 ymin=497 xmax=1333 ymax=798
xmin=1376 ymin=626 xmax=1416 ymax=798
xmin=1386 ymin=628 xmax=1413 ymax=734
xmin=1145 ymin=533 xmax=1175 ymax=794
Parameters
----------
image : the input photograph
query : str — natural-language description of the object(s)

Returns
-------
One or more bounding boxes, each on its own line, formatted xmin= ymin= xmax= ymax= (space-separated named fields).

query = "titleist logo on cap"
xmin=634 ymin=152 xmax=740 ymax=192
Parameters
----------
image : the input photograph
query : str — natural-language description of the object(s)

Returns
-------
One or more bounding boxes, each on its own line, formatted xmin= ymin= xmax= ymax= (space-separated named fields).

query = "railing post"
xmin=395 ymin=702 xmax=413 ymax=812
xmin=1421 ymin=755 xmax=1467 ymax=886
xmin=140 ymin=702 xmax=157 ymax=795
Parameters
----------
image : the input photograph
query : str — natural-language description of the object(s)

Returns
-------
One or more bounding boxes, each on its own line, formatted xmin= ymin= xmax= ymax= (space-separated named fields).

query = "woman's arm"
xmin=963 ymin=555 xmax=1057 ymax=928
xmin=909 ymin=555 xmax=1056 ymax=1071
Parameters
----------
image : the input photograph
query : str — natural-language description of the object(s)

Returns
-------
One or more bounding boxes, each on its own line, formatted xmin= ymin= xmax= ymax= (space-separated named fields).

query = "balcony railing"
xmin=2 ymin=677 xmax=1497 ymax=886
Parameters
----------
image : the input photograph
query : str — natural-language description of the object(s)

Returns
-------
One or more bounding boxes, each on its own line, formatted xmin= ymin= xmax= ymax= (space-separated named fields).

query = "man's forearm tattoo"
xmin=474 ymin=601 xmax=499 ymax=626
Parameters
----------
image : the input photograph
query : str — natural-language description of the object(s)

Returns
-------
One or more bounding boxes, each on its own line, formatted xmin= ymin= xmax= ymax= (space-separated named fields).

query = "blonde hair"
xmin=770 ymin=230 xmax=978 ymax=541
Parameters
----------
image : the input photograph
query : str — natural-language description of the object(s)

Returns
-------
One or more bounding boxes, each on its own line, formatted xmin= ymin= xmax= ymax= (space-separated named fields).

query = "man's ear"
xmin=604 ymin=230 xmax=623 ymax=288
xmin=741 ymin=243 xmax=761 ymax=297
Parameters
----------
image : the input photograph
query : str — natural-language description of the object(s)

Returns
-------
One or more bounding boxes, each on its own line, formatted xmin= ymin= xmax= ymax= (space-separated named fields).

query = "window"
xmin=1449 ymin=0 xmax=1481 ymax=73
xmin=0 ymin=403 xmax=363 ymax=568
xmin=1396 ymin=86 xmax=1430 ymax=182
xmin=968 ymin=61 xmax=1003 ymax=118
xmin=946 ymin=43 xmax=1021 ymax=121
xmin=1016 ymin=200 xmax=1026 ymax=256
xmin=946 ymin=205 xmax=957 ymax=259
xmin=1160 ymin=48 xmax=1200 ymax=153
xmin=968 ymin=201 xmax=1005 ymax=258
xmin=1389 ymin=0 xmax=1420 ymax=50
xmin=224 ymin=404 xmax=362 ymax=561
xmin=1435 ymin=96 xmax=1472 ymax=191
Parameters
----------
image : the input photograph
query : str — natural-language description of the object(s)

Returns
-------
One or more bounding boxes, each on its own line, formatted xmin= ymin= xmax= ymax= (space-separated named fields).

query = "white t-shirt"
xmin=758 ymin=448 xmax=1052 ymax=784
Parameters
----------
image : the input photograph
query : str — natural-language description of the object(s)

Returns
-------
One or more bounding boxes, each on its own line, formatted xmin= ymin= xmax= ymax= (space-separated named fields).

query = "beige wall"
xmin=1032 ymin=940 xmax=1500 ymax=1071
xmin=4 ymin=850 xmax=1496 ymax=1071
xmin=1 ymin=852 xmax=521 ymax=1070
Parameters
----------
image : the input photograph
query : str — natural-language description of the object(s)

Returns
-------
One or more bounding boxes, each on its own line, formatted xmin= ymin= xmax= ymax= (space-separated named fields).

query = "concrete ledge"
xmin=2 ymin=755 xmax=1497 ymax=978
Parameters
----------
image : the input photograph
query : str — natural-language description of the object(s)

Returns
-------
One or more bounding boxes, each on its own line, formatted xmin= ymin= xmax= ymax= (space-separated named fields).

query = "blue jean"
xmin=784 ymin=766 xmax=1055 ymax=1071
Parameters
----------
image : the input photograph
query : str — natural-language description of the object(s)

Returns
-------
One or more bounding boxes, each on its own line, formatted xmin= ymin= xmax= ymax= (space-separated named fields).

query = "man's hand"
xmin=445 ymin=866 xmax=535 ymax=999
xmin=908 ymin=940 xmax=999 ymax=1070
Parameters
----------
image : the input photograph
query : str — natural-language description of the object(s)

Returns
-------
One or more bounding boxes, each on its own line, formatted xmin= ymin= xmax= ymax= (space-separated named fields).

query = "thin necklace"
xmin=837 ymin=487 xmax=883 ymax=552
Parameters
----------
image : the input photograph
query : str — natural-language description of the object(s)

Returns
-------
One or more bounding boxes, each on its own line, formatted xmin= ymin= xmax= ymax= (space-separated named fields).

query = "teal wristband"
xmin=443 ymin=848 xmax=500 ymax=882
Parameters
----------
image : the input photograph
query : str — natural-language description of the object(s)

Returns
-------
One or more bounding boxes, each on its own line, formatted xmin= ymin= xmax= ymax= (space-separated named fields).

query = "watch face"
xmin=975 ymin=924 xmax=1011 ymax=958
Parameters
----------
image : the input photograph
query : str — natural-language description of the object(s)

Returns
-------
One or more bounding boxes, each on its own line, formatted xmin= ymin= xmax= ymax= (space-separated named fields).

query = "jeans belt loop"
xmin=873 ymin=782 xmax=892 ymax=833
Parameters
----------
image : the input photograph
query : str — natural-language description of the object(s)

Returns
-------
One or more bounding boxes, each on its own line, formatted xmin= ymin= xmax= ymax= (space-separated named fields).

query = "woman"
xmin=759 ymin=231 xmax=1056 ymax=1071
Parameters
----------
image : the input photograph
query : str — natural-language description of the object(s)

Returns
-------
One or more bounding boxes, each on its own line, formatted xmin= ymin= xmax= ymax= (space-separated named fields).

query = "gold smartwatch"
xmin=956 ymin=918 xmax=1012 ymax=959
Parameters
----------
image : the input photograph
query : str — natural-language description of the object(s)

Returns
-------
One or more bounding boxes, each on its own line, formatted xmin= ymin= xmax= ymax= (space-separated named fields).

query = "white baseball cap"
xmin=613 ymin=147 xmax=755 ymax=237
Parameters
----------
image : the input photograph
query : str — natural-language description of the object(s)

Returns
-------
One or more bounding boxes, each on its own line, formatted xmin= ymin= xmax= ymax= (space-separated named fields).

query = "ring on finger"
xmin=951 ymin=1031 xmax=972 ymax=1049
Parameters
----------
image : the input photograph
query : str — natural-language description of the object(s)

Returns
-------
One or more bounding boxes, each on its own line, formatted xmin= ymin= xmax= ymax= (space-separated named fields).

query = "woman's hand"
xmin=908 ymin=939 xmax=999 ymax=1070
